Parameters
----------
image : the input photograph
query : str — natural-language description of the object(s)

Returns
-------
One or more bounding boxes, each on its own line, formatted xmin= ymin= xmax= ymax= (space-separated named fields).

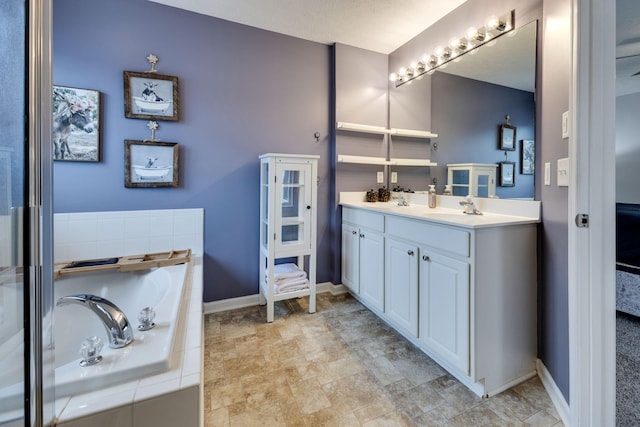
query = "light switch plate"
xmin=391 ymin=172 xmax=398 ymax=184
xmin=562 ymin=111 xmax=569 ymax=139
xmin=544 ymin=162 xmax=551 ymax=185
xmin=377 ymin=171 xmax=384 ymax=183
xmin=557 ymin=157 xmax=569 ymax=186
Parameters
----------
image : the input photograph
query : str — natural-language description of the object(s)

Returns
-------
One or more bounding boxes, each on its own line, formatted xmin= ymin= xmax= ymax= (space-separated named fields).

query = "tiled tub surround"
xmin=53 ymin=209 xmax=203 ymax=263
xmin=51 ymin=209 xmax=204 ymax=427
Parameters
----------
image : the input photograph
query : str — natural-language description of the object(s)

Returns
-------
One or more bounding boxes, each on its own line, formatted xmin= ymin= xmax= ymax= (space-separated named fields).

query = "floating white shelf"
xmin=390 ymin=128 xmax=438 ymax=139
xmin=390 ymin=158 xmax=437 ymax=167
xmin=336 ymin=122 xmax=437 ymax=139
xmin=337 ymin=154 xmax=389 ymax=165
xmin=336 ymin=122 xmax=389 ymax=135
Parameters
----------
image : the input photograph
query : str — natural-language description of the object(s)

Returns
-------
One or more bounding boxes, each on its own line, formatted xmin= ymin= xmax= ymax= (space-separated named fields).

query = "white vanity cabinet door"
xmin=341 ymin=223 xmax=359 ymax=293
xmin=384 ymin=238 xmax=419 ymax=337
xmin=358 ymin=230 xmax=385 ymax=312
xmin=418 ymin=250 xmax=470 ymax=374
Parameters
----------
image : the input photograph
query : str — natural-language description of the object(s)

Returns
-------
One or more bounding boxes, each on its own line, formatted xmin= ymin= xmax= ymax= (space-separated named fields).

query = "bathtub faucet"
xmin=56 ymin=294 xmax=134 ymax=348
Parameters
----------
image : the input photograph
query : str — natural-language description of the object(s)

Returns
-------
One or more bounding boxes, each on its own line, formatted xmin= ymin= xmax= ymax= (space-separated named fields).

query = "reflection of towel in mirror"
xmin=267 ymin=263 xmax=307 ymax=284
xmin=274 ymin=277 xmax=310 ymax=294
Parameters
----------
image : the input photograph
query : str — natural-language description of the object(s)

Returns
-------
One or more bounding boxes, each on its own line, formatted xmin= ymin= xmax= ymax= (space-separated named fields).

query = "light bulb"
xmin=389 ymin=73 xmax=398 ymax=82
xmin=434 ymin=46 xmax=444 ymax=57
xmin=398 ymin=67 xmax=407 ymax=76
xmin=466 ymin=27 xmax=478 ymax=40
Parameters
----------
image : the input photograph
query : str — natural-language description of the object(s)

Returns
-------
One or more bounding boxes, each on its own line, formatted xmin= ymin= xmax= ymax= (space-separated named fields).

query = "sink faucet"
xmin=56 ymin=294 xmax=134 ymax=348
xmin=459 ymin=195 xmax=482 ymax=215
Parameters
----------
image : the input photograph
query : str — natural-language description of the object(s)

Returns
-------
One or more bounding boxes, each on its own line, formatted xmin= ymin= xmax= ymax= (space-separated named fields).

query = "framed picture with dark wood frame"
xmin=53 ymin=85 xmax=101 ymax=162
xmin=499 ymin=124 xmax=517 ymax=151
xmin=123 ymin=71 xmax=179 ymax=121
xmin=124 ymin=140 xmax=179 ymax=188
xmin=499 ymin=161 xmax=516 ymax=187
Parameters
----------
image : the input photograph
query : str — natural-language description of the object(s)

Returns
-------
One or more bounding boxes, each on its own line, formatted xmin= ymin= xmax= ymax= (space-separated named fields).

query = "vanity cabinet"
xmin=418 ymin=250 xmax=469 ymax=374
xmin=447 ymin=163 xmax=497 ymax=198
xmin=384 ymin=237 xmax=419 ymax=337
xmin=341 ymin=205 xmax=537 ymax=397
xmin=341 ymin=209 xmax=385 ymax=313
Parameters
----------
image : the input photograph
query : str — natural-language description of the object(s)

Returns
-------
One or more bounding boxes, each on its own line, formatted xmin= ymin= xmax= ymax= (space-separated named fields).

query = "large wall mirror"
xmin=389 ymin=20 xmax=538 ymax=200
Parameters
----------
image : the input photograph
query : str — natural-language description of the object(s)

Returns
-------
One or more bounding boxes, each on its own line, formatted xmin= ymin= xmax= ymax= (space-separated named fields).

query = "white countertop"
xmin=339 ymin=192 xmax=541 ymax=229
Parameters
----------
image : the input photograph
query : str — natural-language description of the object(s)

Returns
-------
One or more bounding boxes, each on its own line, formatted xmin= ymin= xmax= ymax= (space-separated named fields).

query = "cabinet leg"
xmin=259 ymin=290 xmax=266 ymax=306
xmin=309 ymin=286 xmax=316 ymax=314
xmin=267 ymin=301 xmax=274 ymax=323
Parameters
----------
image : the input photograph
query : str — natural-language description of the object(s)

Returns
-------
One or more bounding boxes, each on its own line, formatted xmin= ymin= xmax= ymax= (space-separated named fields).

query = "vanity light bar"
xmin=390 ymin=10 xmax=515 ymax=87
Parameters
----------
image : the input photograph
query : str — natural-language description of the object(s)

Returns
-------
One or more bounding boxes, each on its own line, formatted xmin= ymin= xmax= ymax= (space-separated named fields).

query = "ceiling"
xmin=436 ymin=21 xmax=537 ymax=93
xmin=147 ymin=0 xmax=467 ymax=54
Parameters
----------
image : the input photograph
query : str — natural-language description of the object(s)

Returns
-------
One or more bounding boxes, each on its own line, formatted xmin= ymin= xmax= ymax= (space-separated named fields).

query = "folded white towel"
xmin=266 ymin=263 xmax=307 ymax=283
xmin=274 ymin=277 xmax=309 ymax=294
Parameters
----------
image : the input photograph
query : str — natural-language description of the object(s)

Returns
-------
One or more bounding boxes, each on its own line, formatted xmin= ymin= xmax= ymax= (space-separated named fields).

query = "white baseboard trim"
xmin=203 ymin=282 xmax=343 ymax=314
xmin=536 ymin=359 xmax=570 ymax=426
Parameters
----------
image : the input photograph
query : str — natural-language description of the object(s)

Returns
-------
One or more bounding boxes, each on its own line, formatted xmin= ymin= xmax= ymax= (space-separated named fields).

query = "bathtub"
xmin=53 ymin=262 xmax=188 ymax=398
xmin=0 ymin=259 xmax=203 ymax=426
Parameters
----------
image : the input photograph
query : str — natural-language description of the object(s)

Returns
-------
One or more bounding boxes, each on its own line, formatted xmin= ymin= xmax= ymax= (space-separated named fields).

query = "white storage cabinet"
xmin=259 ymin=153 xmax=319 ymax=323
xmin=447 ymin=163 xmax=497 ymax=198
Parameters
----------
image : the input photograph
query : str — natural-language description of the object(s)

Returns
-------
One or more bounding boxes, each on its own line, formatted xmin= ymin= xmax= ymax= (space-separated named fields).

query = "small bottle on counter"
xmin=444 ymin=185 xmax=452 ymax=196
xmin=428 ymin=185 xmax=437 ymax=208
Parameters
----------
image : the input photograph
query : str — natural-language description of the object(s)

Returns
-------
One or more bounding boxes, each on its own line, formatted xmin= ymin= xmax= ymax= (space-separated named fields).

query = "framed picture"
xmin=521 ymin=139 xmax=535 ymax=174
xmin=124 ymin=140 xmax=179 ymax=188
xmin=123 ymin=71 xmax=179 ymax=121
xmin=53 ymin=85 xmax=100 ymax=162
xmin=499 ymin=124 xmax=517 ymax=151
xmin=499 ymin=161 xmax=516 ymax=187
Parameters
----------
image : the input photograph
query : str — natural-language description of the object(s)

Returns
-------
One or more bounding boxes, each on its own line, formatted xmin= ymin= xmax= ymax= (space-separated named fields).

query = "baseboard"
xmin=203 ymin=282 xmax=342 ymax=314
xmin=536 ymin=359 xmax=570 ymax=426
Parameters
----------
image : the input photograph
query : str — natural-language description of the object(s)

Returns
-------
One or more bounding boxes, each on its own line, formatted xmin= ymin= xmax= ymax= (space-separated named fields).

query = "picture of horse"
xmin=52 ymin=86 xmax=100 ymax=162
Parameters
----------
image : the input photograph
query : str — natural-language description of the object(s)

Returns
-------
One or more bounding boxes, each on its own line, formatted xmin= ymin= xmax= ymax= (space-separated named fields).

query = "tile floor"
xmin=204 ymin=293 xmax=563 ymax=426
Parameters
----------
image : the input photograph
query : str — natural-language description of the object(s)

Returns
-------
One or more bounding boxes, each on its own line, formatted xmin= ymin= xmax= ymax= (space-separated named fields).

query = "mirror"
xmin=389 ymin=20 xmax=537 ymax=199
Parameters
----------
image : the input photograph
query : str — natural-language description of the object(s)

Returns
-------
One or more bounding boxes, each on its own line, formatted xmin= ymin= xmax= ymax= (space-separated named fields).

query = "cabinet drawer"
xmin=342 ymin=207 xmax=384 ymax=232
xmin=386 ymin=216 xmax=469 ymax=257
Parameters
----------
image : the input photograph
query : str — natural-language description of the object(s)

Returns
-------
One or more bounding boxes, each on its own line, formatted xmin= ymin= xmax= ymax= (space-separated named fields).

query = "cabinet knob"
xmin=407 ymin=250 xmax=414 ymax=256
xmin=422 ymin=255 xmax=430 ymax=261
xmin=307 ymin=205 xmax=311 ymax=210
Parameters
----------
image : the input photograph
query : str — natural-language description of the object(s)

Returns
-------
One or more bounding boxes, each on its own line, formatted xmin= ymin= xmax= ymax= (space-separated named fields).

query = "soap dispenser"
xmin=428 ymin=185 xmax=437 ymax=208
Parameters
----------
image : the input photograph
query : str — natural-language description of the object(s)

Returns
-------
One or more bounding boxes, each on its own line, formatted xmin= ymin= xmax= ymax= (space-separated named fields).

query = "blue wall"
xmin=53 ymin=0 xmax=332 ymax=301
xmin=430 ymin=72 xmax=535 ymax=200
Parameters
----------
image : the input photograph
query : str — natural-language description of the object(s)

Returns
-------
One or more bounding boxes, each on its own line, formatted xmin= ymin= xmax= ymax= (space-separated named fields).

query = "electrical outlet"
xmin=562 ymin=111 xmax=569 ymax=139
xmin=377 ymin=171 xmax=384 ymax=183
xmin=391 ymin=172 xmax=398 ymax=183
xmin=557 ymin=158 xmax=569 ymax=186
xmin=544 ymin=162 xmax=551 ymax=185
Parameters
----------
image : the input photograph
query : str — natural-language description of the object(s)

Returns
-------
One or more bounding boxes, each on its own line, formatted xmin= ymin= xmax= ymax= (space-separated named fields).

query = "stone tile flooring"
xmin=204 ymin=293 xmax=563 ymax=426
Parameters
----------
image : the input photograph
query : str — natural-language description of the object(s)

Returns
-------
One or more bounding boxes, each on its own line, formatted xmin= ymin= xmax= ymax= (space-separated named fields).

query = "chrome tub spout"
xmin=56 ymin=294 xmax=134 ymax=348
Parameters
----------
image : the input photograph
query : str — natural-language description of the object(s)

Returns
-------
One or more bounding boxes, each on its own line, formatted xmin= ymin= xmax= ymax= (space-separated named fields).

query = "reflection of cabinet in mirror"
xmin=447 ymin=163 xmax=497 ymax=198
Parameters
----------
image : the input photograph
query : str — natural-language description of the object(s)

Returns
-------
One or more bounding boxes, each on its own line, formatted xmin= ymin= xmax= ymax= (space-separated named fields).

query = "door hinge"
xmin=575 ymin=213 xmax=589 ymax=228
xmin=274 ymin=233 xmax=277 ymax=241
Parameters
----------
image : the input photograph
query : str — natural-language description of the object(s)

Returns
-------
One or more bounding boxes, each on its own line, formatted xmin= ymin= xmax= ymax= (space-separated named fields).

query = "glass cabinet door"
xmin=476 ymin=173 xmax=490 ymax=198
xmin=276 ymin=163 xmax=312 ymax=250
xmin=451 ymin=169 xmax=470 ymax=196
xmin=260 ymin=162 xmax=269 ymax=248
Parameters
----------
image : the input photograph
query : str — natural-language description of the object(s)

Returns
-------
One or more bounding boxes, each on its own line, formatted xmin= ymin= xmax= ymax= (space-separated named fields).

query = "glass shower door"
xmin=1 ymin=0 xmax=54 ymax=425
xmin=0 ymin=1 xmax=28 ymax=424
